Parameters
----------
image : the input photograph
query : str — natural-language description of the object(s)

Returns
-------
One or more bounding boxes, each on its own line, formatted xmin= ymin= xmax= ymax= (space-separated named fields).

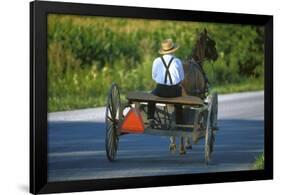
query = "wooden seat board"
xmin=126 ymin=91 xmax=204 ymax=106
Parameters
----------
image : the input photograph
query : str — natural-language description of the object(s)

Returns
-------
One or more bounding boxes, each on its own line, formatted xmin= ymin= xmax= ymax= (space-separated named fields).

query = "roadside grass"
xmin=48 ymin=77 xmax=263 ymax=112
xmin=212 ymin=78 xmax=264 ymax=94
xmin=252 ymin=153 xmax=264 ymax=170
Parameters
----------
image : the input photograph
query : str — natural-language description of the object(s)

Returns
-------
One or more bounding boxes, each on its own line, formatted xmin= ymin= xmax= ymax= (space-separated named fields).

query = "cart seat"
xmin=126 ymin=91 xmax=204 ymax=106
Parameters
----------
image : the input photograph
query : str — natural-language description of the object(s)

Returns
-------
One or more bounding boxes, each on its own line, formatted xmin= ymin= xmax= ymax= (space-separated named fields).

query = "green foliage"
xmin=252 ymin=153 xmax=264 ymax=170
xmin=47 ymin=15 xmax=264 ymax=112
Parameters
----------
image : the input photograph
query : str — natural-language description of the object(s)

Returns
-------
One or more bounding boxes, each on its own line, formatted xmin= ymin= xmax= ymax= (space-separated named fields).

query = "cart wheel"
xmin=105 ymin=83 xmax=121 ymax=161
xmin=204 ymin=94 xmax=216 ymax=164
xmin=211 ymin=92 xmax=218 ymax=130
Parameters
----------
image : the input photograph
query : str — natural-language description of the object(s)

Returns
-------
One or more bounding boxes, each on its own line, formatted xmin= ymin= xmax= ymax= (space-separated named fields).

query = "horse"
xmin=169 ymin=29 xmax=218 ymax=155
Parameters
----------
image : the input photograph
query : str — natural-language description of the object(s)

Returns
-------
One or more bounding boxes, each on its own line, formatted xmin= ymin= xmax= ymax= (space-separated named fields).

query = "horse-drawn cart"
xmin=105 ymin=83 xmax=218 ymax=164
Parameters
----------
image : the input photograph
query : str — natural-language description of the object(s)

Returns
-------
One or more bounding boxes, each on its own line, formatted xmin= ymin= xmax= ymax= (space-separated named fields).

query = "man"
xmin=148 ymin=38 xmax=184 ymax=127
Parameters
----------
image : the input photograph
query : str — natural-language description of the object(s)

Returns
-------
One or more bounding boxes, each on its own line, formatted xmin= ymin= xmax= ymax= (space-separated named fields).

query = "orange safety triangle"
xmin=120 ymin=108 xmax=144 ymax=133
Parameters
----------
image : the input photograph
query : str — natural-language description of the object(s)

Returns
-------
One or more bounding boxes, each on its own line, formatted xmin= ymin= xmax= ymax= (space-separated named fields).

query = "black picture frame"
xmin=30 ymin=0 xmax=273 ymax=194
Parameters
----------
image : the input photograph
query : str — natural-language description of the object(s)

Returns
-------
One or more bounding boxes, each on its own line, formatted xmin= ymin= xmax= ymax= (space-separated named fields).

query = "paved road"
xmin=48 ymin=91 xmax=264 ymax=182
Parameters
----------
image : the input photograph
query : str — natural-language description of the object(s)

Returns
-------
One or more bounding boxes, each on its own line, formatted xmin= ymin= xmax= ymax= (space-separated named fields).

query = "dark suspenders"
xmin=160 ymin=56 xmax=174 ymax=85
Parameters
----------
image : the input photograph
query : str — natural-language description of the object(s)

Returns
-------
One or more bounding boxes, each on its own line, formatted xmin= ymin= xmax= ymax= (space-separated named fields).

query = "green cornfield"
xmin=47 ymin=14 xmax=264 ymax=112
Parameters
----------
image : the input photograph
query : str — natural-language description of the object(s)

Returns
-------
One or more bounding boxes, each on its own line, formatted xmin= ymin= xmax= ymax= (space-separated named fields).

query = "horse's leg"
xmin=169 ymin=136 xmax=176 ymax=153
xmin=185 ymin=136 xmax=192 ymax=150
xmin=179 ymin=136 xmax=186 ymax=155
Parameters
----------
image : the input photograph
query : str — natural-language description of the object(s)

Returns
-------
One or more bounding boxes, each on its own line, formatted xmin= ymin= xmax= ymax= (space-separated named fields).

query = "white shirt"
xmin=152 ymin=54 xmax=184 ymax=85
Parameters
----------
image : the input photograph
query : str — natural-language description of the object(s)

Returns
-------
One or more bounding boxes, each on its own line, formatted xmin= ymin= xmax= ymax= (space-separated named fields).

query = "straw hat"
xmin=158 ymin=39 xmax=180 ymax=55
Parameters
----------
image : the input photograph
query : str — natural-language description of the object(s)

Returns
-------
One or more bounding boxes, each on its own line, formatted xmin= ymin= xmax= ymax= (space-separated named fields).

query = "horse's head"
xmin=193 ymin=28 xmax=218 ymax=62
xmin=182 ymin=29 xmax=218 ymax=97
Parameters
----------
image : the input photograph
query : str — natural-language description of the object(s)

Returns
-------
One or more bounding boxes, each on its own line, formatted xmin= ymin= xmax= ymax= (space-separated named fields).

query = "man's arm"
xmin=177 ymin=59 xmax=185 ymax=81
xmin=152 ymin=59 xmax=158 ymax=81
xmin=176 ymin=59 xmax=187 ymax=95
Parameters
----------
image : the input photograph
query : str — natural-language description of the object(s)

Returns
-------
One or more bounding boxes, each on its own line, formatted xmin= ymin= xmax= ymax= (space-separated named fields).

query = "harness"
xmin=188 ymin=59 xmax=210 ymax=98
xmin=160 ymin=56 xmax=174 ymax=85
xmin=197 ymin=61 xmax=210 ymax=92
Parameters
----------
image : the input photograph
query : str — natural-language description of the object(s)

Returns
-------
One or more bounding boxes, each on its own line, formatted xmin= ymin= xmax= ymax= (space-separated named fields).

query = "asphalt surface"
xmin=48 ymin=91 xmax=264 ymax=182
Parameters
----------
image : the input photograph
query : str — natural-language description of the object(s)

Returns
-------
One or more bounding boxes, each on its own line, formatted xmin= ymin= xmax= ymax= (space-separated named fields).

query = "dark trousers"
xmin=147 ymin=84 xmax=183 ymax=124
